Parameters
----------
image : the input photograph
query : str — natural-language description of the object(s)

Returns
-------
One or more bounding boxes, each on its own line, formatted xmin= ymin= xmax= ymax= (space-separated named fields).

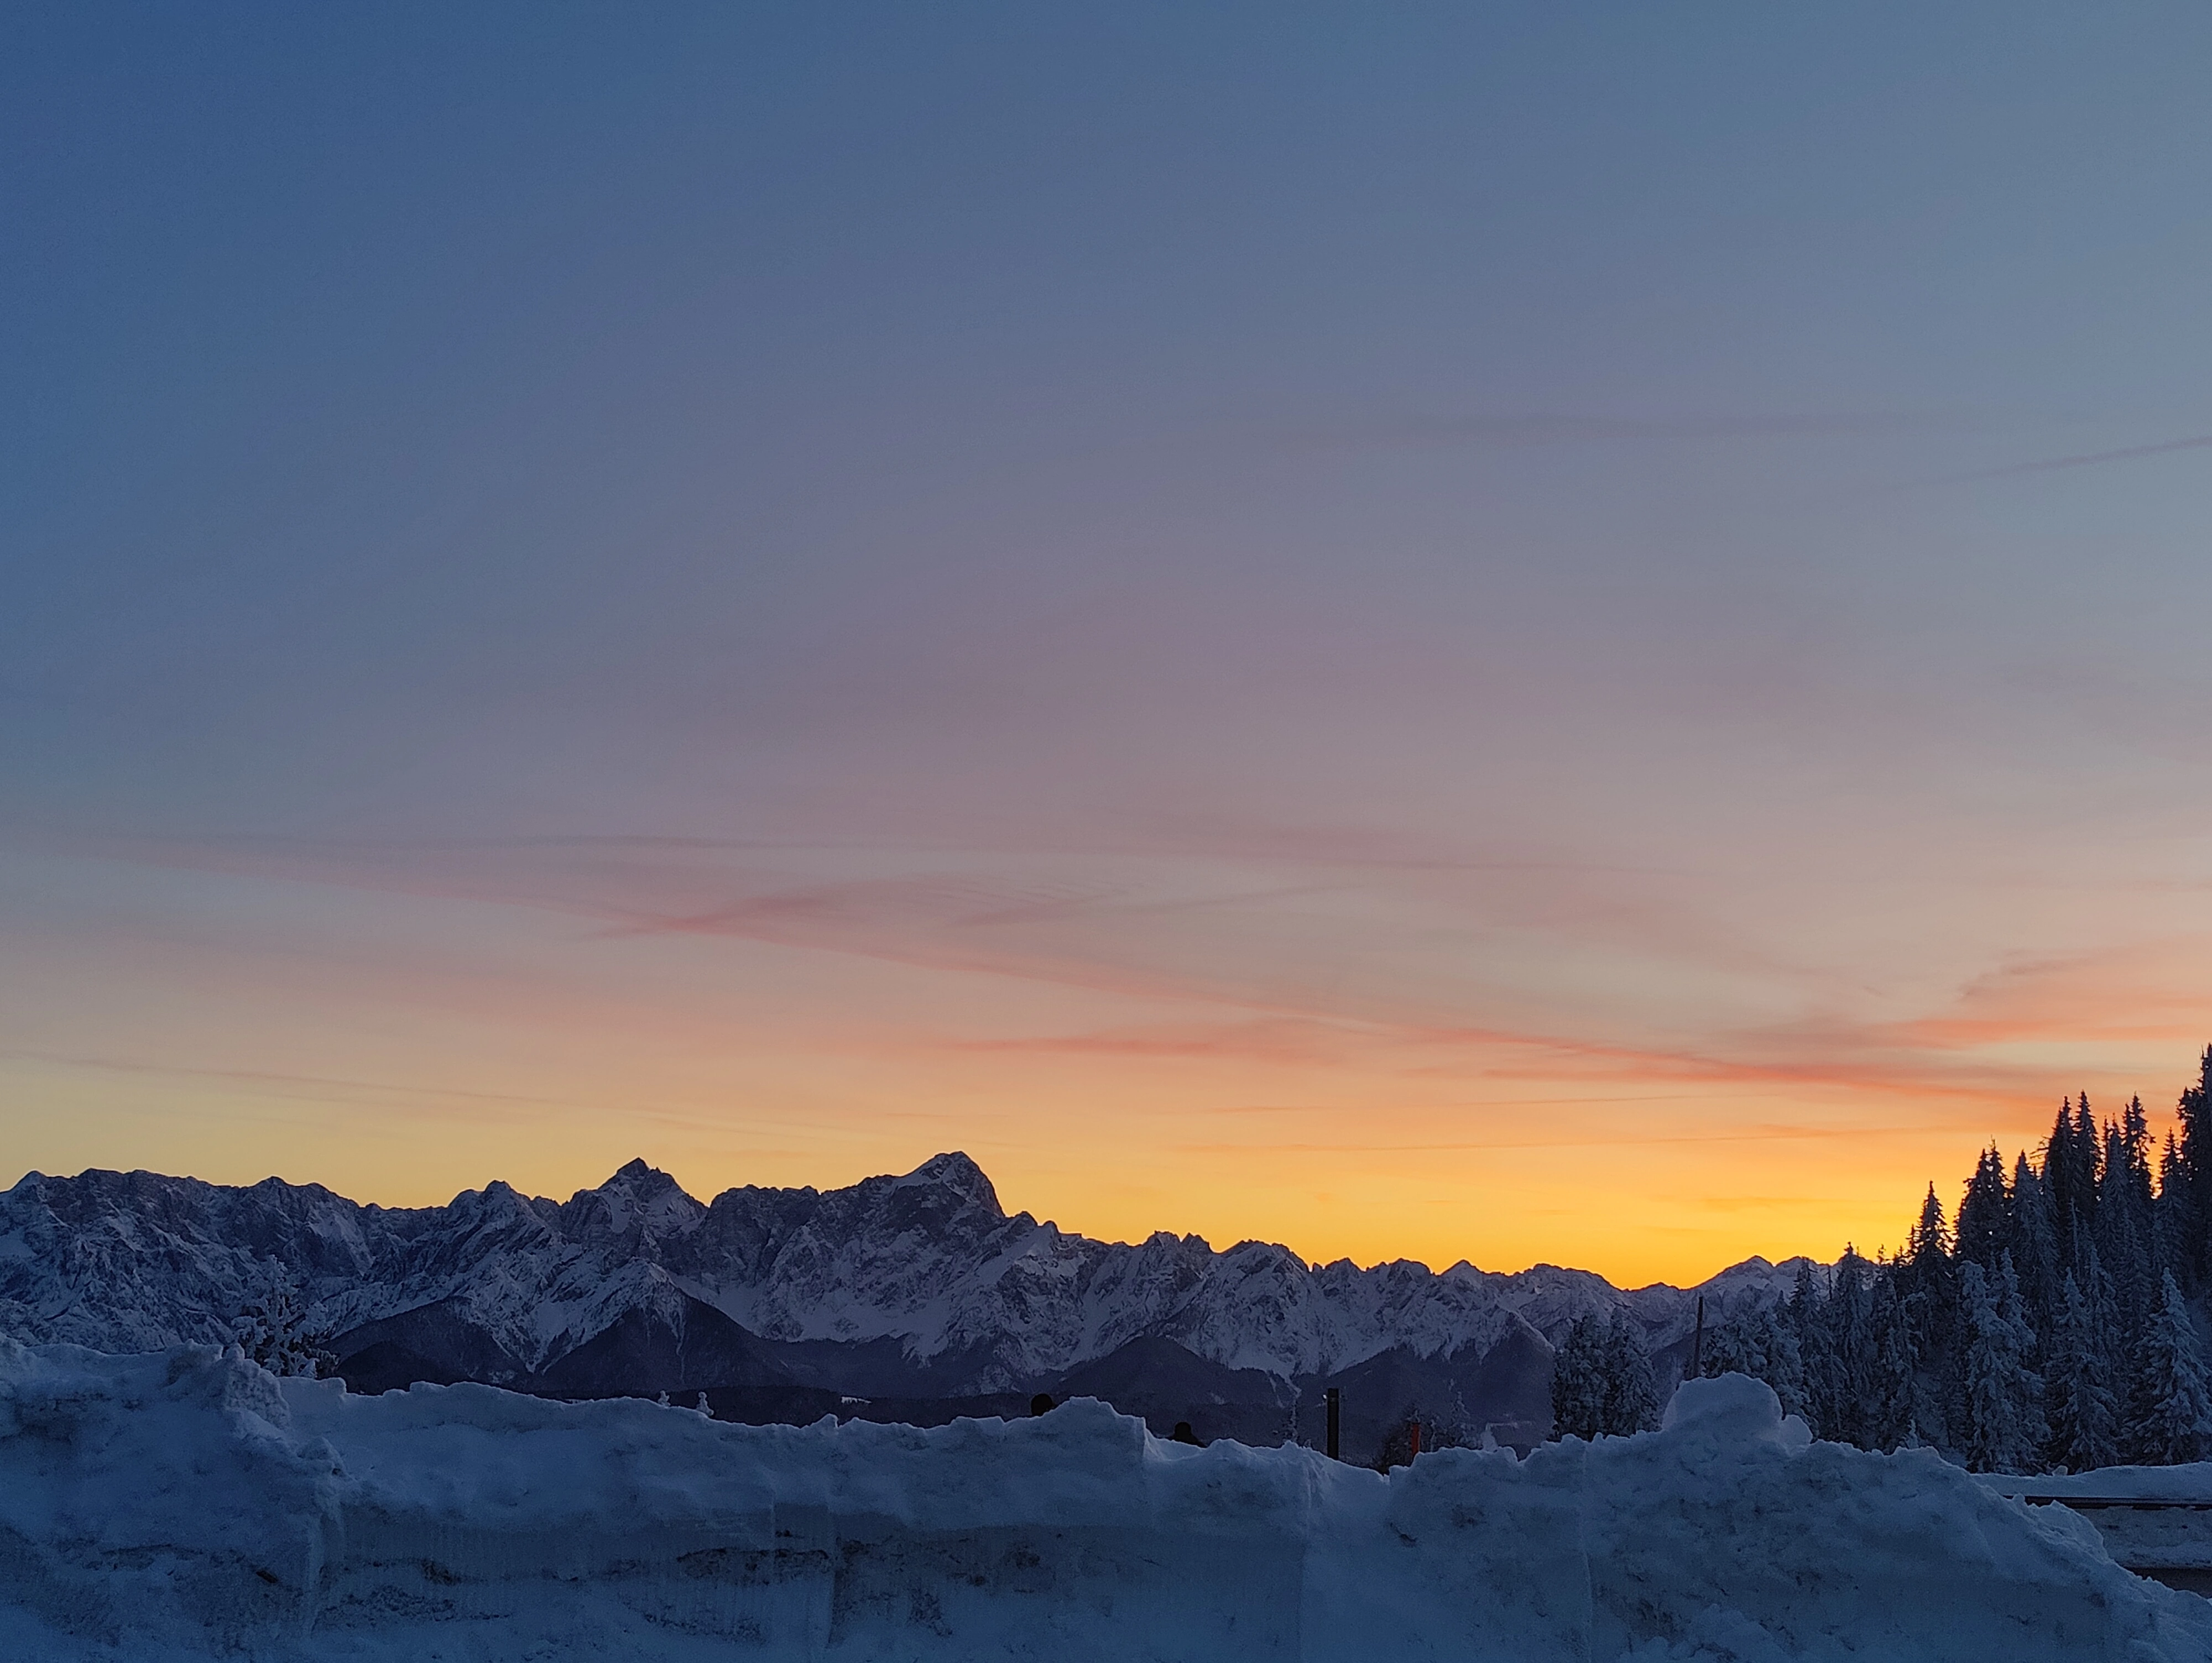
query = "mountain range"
xmin=0 ymin=1152 xmax=1809 ymax=1459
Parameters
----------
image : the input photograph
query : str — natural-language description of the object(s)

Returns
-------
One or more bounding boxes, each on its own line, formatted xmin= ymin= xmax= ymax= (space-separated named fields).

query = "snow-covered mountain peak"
xmin=0 ymin=1154 xmax=1814 ymax=1393
xmin=894 ymin=1152 xmax=1002 ymax=1216
xmin=556 ymin=1160 xmax=705 ymax=1253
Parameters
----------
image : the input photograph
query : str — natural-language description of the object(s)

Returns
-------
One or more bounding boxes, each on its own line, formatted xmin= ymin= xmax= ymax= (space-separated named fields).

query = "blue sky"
xmin=6 ymin=3 xmax=2211 ymax=1279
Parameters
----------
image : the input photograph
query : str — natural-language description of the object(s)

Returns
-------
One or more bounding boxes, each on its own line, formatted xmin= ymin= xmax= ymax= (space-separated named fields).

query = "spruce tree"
xmin=1787 ymin=1259 xmax=1833 ymax=1440
xmin=1995 ymin=1252 xmax=2049 ymax=1453
xmin=1824 ymin=1247 xmax=1876 ymax=1448
xmin=1956 ymin=1146 xmax=2012 ymax=1273
xmin=1897 ymin=1185 xmax=1960 ymax=1452
xmin=2127 ymin=1271 xmax=2212 ymax=1466
xmin=2010 ymin=1153 xmax=2060 ymax=1333
xmin=1601 ymin=1312 xmax=1660 ymax=1435
xmin=2159 ymin=1132 xmax=2188 ymax=1289
xmin=1958 ymin=1258 xmax=2043 ymax=1473
xmin=1550 ymin=1315 xmax=1607 ymax=1440
xmin=2175 ymin=1046 xmax=2212 ymax=1288
xmin=1701 ymin=1303 xmax=1809 ymax=1425
xmin=1866 ymin=1269 xmax=1916 ymax=1453
xmin=1908 ymin=1184 xmax=1952 ymax=1270
xmin=1700 ymin=1306 xmax=1757 ymax=1379
xmin=2074 ymin=1094 xmax=2101 ymax=1229
xmin=2046 ymin=1096 xmax=2100 ymax=1271
xmin=2098 ymin=1105 xmax=2162 ymax=1332
xmin=2043 ymin=1272 xmax=2117 ymax=1473
xmin=1763 ymin=1304 xmax=1809 ymax=1425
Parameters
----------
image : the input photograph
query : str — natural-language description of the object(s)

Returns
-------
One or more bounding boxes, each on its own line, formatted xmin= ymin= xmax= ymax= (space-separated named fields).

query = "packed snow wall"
xmin=2 ymin=1340 xmax=2208 ymax=1662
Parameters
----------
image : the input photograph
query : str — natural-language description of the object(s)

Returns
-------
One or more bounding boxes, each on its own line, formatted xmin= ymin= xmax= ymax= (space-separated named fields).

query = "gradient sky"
xmin=7 ymin=4 xmax=2212 ymax=1284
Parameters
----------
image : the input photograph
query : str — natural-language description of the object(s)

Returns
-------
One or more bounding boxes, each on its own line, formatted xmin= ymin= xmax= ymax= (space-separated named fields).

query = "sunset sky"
xmin=7 ymin=4 xmax=2212 ymax=1285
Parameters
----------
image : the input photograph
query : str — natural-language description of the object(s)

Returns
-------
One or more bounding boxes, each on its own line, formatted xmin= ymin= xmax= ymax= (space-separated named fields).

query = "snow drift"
xmin=2 ymin=1342 xmax=2206 ymax=1662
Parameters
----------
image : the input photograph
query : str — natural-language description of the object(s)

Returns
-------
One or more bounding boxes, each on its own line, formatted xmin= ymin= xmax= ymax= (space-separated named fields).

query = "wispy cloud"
xmin=1924 ymin=434 xmax=2212 ymax=485
xmin=1170 ymin=1121 xmax=1990 ymax=1157
xmin=0 ymin=1049 xmax=607 ymax=1117
xmin=13 ymin=823 xmax=2206 ymax=1164
xmin=1289 ymin=410 xmax=1981 ymax=450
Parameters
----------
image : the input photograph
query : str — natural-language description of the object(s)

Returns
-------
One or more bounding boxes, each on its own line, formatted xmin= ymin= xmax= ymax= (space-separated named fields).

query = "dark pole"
xmin=1325 ymin=1387 xmax=1340 ymax=1461
xmin=1692 ymin=1295 xmax=1705 ymax=1379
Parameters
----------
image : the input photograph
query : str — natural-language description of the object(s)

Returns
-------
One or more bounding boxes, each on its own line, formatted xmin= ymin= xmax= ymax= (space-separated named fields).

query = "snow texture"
xmin=3 ymin=1344 xmax=2205 ymax=1662
xmin=0 ymin=1156 xmax=1808 ymax=1392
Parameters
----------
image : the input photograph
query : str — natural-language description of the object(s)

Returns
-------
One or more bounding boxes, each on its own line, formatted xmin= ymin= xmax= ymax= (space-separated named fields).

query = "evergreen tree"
xmin=1550 ymin=1315 xmax=1604 ymax=1440
xmin=1551 ymin=1312 xmax=1658 ymax=1439
xmin=2098 ymin=1103 xmax=2162 ymax=1332
xmin=2127 ymin=1271 xmax=2212 ymax=1466
xmin=232 ymin=1284 xmax=330 ymax=1379
xmin=1896 ymin=1185 xmax=1960 ymax=1452
xmin=1955 ymin=1146 xmax=2012 ymax=1273
xmin=2043 ymin=1272 xmax=2117 ymax=1473
xmin=1865 ymin=1269 xmax=1916 ymax=1453
xmin=2158 ymin=1132 xmax=2188 ymax=1289
xmin=1700 ymin=1306 xmax=1759 ymax=1379
xmin=1600 ymin=1312 xmax=1660 ymax=1435
xmin=1765 ymin=1303 xmax=1808 ymax=1424
xmin=1787 ymin=1259 xmax=1833 ymax=1440
xmin=1957 ymin=1258 xmax=2044 ymax=1473
xmin=2176 ymin=1047 xmax=2212 ymax=1287
xmin=2046 ymin=1096 xmax=2100 ymax=1271
xmin=2009 ymin=1153 xmax=2060 ymax=1333
xmin=1822 ymin=1247 xmax=1877 ymax=1448
xmin=1995 ymin=1252 xmax=2049 ymax=1451
xmin=1907 ymin=1184 xmax=1953 ymax=1270
xmin=1704 ymin=1301 xmax=1810 ymax=1425
xmin=1871 ymin=1048 xmax=2212 ymax=1469
xmin=2074 ymin=1093 xmax=2101 ymax=1222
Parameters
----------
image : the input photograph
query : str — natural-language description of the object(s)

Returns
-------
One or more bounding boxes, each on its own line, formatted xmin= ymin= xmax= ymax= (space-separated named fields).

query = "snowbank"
xmin=1978 ymin=1464 xmax=2212 ymax=1579
xmin=2 ymin=1345 xmax=2205 ymax=1661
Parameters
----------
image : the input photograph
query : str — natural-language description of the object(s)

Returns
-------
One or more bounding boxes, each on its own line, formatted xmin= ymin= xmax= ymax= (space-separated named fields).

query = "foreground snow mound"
xmin=1 ymin=1351 xmax=2205 ymax=1662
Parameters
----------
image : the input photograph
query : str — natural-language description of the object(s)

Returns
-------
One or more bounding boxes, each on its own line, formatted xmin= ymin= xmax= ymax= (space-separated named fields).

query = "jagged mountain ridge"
xmin=0 ymin=1152 xmax=1809 ymax=1395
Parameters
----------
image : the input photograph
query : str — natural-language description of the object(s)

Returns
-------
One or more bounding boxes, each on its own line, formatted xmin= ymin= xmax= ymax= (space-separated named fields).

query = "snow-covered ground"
xmin=4 ymin=1340 xmax=2206 ymax=1662
xmin=1978 ymin=1467 xmax=2212 ymax=1581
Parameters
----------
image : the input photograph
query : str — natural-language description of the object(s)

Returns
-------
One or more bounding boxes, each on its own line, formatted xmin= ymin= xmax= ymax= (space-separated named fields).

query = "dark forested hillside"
xmin=1572 ymin=1047 xmax=2212 ymax=1473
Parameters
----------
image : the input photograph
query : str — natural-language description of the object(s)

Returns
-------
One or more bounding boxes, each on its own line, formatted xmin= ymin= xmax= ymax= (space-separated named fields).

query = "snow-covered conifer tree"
xmin=1601 ymin=1312 xmax=1659 ymax=1435
xmin=1955 ymin=1147 xmax=2011 ymax=1274
xmin=2127 ymin=1271 xmax=2212 ymax=1466
xmin=1551 ymin=1312 xmax=1657 ymax=1439
xmin=233 ymin=1285 xmax=329 ymax=1378
xmin=2176 ymin=1046 xmax=2212 ymax=1288
xmin=1865 ymin=1273 xmax=1915 ymax=1453
xmin=1958 ymin=1258 xmax=2043 ymax=1473
xmin=1761 ymin=1305 xmax=1809 ymax=1426
xmin=2042 ymin=1272 xmax=2117 ymax=1473
xmin=1550 ymin=1315 xmax=1607 ymax=1441
xmin=1787 ymin=1260 xmax=1832 ymax=1440
xmin=2010 ymin=1153 xmax=2060 ymax=1333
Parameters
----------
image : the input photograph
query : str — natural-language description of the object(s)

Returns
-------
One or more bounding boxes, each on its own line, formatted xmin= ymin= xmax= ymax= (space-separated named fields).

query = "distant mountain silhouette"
xmin=2 ymin=1154 xmax=1809 ymax=1461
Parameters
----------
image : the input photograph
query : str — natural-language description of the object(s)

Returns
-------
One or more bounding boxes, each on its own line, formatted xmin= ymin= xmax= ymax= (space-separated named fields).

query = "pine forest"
xmin=1553 ymin=1047 xmax=2212 ymax=1473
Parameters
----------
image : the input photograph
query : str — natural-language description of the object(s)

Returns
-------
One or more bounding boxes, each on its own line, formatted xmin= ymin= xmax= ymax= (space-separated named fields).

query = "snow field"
xmin=2 ymin=1340 xmax=2208 ymax=1661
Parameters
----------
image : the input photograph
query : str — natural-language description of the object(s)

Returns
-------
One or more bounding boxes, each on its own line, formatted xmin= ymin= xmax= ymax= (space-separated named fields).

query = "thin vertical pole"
xmin=1408 ymin=1420 xmax=1421 ymax=1460
xmin=1325 ymin=1387 xmax=1340 ymax=1461
xmin=1692 ymin=1295 xmax=1705 ymax=1379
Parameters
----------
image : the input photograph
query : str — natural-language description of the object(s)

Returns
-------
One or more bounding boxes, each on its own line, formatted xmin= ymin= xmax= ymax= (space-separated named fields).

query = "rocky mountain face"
xmin=0 ymin=1153 xmax=1809 ymax=1458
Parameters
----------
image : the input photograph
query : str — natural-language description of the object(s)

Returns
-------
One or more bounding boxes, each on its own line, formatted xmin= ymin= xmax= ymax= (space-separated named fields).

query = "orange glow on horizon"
xmin=4 ymin=836 xmax=2206 ymax=1290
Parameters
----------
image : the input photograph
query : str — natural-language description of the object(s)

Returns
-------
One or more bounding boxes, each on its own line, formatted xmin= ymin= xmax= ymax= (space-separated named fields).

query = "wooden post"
xmin=1408 ymin=1420 xmax=1421 ymax=1460
xmin=1326 ymin=1388 xmax=1340 ymax=1461
xmin=1692 ymin=1295 xmax=1705 ymax=1380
